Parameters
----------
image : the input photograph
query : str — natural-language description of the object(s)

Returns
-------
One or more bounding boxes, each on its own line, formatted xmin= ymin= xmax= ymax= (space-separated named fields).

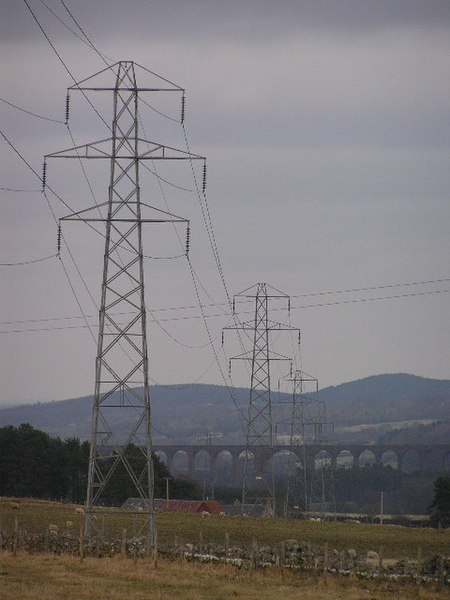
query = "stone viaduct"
xmin=153 ymin=443 xmax=450 ymax=487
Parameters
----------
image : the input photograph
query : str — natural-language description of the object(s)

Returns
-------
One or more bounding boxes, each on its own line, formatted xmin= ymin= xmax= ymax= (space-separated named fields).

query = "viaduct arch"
xmin=153 ymin=443 xmax=450 ymax=487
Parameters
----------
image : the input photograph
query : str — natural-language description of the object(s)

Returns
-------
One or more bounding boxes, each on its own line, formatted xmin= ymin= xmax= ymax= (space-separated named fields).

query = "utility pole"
xmin=223 ymin=283 xmax=300 ymax=514
xmin=46 ymin=62 xmax=205 ymax=544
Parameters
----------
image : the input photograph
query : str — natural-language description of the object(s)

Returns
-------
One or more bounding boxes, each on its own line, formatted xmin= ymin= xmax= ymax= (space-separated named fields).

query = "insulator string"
xmin=57 ymin=224 xmax=62 ymax=256
xmin=65 ymin=93 xmax=70 ymax=125
xmin=202 ymin=161 xmax=207 ymax=194
xmin=181 ymin=94 xmax=186 ymax=124
xmin=41 ymin=160 xmax=47 ymax=192
xmin=185 ymin=224 xmax=191 ymax=256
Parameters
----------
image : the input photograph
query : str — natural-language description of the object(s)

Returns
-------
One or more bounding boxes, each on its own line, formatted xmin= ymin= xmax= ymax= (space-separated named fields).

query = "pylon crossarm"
xmin=68 ymin=61 xmax=184 ymax=92
xmin=230 ymin=351 xmax=292 ymax=362
xmin=45 ymin=138 xmax=205 ymax=161
xmin=234 ymin=282 xmax=289 ymax=299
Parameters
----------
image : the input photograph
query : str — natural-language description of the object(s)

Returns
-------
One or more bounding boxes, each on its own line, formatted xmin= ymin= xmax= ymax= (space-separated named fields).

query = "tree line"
xmin=0 ymin=424 xmax=200 ymax=504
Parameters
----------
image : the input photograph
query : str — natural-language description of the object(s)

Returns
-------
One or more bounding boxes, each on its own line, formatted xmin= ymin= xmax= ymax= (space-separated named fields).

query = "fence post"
xmin=225 ymin=532 xmax=230 ymax=554
xmin=279 ymin=540 xmax=285 ymax=568
xmin=416 ymin=546 xmax=422 ymax=585
xmin=323 ymin=542 xmax=329 ymax=575
xmin=153 ymin=529 xmax=158 ymax=568
xmin=439 ymin=555 xmax=445 ymax=586
xmin=79 ymin=522 xmax=84 ymax=562
xmin=199 ymin=530 xmax=203 ymax=553
xmin=121 ymin=528 xmax=127 ymax=557
xmin=13 ymin=516 xmax=19 ymax=557
xmin=250 ymin=537 xmax=259 ymax=571
xmin=378 ymin=546 xmax=384 ymax=576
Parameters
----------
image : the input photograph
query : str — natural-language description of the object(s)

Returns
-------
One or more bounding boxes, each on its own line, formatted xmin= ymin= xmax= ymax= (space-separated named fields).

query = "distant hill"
xmin=378 ymin=420 xmax=450 ymax=445
xmin=321 ymin=373 xmax=450 ymax=426
xmin=0 ymin=373 xmax=449 ymax=443
xmin=0 ymin=384 xmax=249 ymax=443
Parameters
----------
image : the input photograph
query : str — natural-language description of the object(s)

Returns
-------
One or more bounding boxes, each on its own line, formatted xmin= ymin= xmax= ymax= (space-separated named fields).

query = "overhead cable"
xmin=23 ymin=0 xmax=111 ymax=131
xmin=1 ymin=287 xmax=449 ymax=334
xmin=0 ymin=254 xmax=58 ymax=267
xmin=0 ymin=96 xmax=64 ymax=124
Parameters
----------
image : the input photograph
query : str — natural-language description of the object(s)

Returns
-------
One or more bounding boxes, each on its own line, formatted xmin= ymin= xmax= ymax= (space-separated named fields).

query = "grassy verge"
xmin=0 ymin=552 xmax=449 ymax=600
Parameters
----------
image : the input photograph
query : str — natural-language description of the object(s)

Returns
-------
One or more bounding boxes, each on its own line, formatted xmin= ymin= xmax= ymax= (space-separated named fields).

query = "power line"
xmin=290 ymin=278 xmax=450 ymax=299
xmin=0 ymin=187 xmax=41 ymax=193
xmin=1 ymin=282 xmax=449 ymax=329
xmin=23 ymin=0 xmax=111 ymax=131
xmin=0 ymin=254 xmax=58 ymax=267
xmin=2 ymin=287 xmax=448 ymax=335
xmin=140 ymin=95 xmax=182 ymax=124
xmin=59 ymin=0 xmax=114 ymax=65
xmin=0 ymin=96 xmax=64 ymax=124
xmin=292 ymin=287 xmax=450 ymax=311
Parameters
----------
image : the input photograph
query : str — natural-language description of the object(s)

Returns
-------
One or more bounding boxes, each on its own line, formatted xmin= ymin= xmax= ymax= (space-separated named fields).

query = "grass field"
xmin=1 ymin=497 xmax=449 ymax=560
xmin=1 ymin=553 xmax=449 ymax=600
xmin=1 ymin=498 xmax=449 ymax=599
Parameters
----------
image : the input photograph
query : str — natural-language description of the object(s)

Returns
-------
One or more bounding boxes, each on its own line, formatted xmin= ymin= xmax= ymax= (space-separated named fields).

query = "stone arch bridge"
xmin=153 ymin=443 xmax=450 ymax=487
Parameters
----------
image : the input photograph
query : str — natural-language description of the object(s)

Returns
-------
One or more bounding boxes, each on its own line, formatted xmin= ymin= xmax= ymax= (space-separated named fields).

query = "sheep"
xmin=65 ymin=520 xmax=74 ymax=530
xmin=201 ymin=511 xmax=211 ymax=518
xmin=48 ymin=524 xmax=58 ymax=535
xmin=218 ymin=512 xmax=226 ymax=518
xmin=367 ymin=550 xmax=379 ymax=561
xmin=10 ymin=502 xmax=20 ymax=510
xmin=75 ymin=507 xmax=84 ymax=515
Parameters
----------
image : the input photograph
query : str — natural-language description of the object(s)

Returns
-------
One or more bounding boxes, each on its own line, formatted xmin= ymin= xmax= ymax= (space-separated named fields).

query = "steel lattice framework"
xmin=280 ymin=369 xmax=335 ymax=515
xmin=46 ymin=61 xmax=205 ymax=540
xmin=223 ymin=282 xmax=300 ymax=513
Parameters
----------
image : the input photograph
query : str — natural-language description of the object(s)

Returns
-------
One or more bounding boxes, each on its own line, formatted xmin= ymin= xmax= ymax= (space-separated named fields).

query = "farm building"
xmin=156 ymin=499 xmax=223 ymax=514
xmin=123 ymin=498 xmax=223 ymax=514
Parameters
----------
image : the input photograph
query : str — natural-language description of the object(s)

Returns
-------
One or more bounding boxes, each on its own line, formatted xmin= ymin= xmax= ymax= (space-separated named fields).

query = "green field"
xmin=1 ymin=497 xmax=449 ymax=560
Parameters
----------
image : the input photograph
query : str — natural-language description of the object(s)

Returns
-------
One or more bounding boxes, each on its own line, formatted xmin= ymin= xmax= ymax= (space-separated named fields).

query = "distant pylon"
xmin=223 ymin=283 xmax=300 ymax=513
xmin=277 ymin=370 xmax=336 ymax=514
xmin=46 ymin=61 xmax=205 ymax=542
xmin=279 ymin=369 xmax=335 ymax=516
xmin=282 ymin=370 xmax=319 ymax=513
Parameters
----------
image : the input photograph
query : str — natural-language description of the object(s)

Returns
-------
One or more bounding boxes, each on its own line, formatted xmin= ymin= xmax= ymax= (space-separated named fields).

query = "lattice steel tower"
xmin=46 ymin=62 xmax=205 ymax=540
xmin=282 ymin=370 xmax=320 ymax=513
xmin=223 ymin=283 xmax=300 ymax=513
xmin=281 ymin=369 xmax=335 ymax=515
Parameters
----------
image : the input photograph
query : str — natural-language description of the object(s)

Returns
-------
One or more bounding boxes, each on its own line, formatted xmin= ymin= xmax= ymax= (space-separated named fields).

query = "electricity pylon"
xmin=280 ymin=370 xmax=319 ymax=514
xmin=279 ymin=369 xmax=335 ymax=516
xmin=197 ymin=431 xmax=222 ymax=500
xmin=223 ymin=283 xmax=300 ymax=513
xmin=46 ymin=61 xmax=205 ymax=541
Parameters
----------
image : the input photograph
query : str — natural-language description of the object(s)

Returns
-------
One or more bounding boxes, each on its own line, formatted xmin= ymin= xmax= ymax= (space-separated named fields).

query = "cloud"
xmin=1 ymin=0 xmax=449 ymax=404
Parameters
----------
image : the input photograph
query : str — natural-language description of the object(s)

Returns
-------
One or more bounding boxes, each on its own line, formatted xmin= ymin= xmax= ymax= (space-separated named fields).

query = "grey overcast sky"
xmin=1 ymin=0 xmax=449 ymax=406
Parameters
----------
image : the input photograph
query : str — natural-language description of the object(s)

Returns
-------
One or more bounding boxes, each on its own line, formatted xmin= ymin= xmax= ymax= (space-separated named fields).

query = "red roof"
xmin=159 ymin=500 xmax=223 ymax=514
